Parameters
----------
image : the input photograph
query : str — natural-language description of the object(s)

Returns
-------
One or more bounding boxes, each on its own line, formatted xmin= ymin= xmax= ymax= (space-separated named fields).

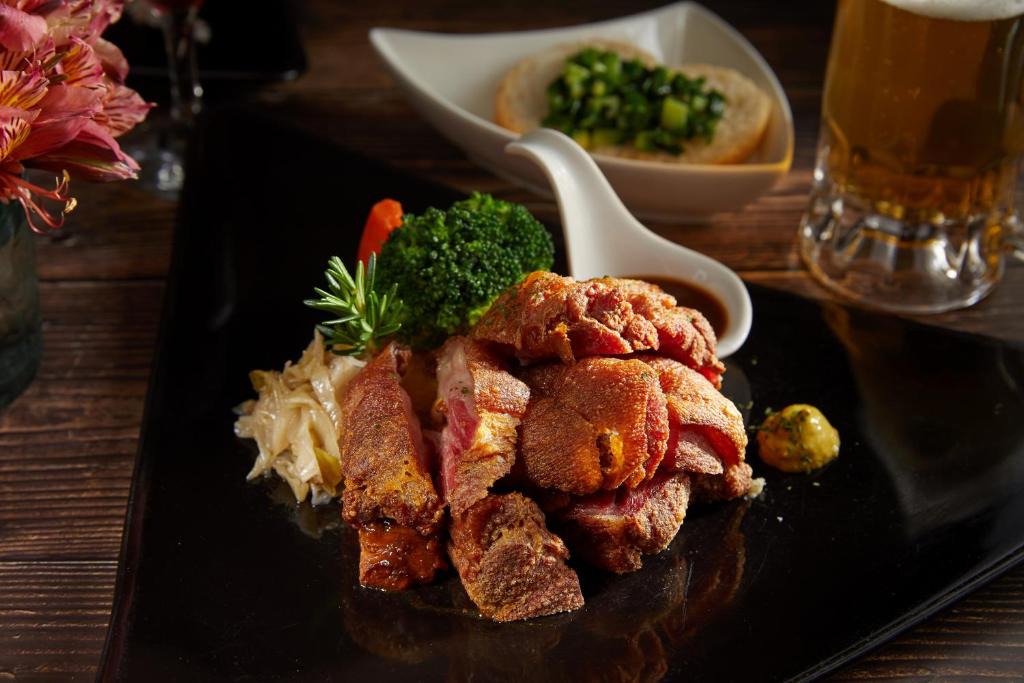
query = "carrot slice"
xmin=357 ymin=199 xmax=403 ymax=265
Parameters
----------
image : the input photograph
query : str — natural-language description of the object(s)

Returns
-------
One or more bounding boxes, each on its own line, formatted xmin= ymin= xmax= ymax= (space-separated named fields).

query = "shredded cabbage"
xmin=234 ymin=331 xmax=365 ymax=505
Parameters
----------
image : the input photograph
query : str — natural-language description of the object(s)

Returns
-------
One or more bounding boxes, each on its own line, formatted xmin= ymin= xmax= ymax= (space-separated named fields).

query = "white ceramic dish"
xmin=508 ymin=129 xmax=752 ymax=357
xmin=370 ymin=2 xmax=794 ymax=222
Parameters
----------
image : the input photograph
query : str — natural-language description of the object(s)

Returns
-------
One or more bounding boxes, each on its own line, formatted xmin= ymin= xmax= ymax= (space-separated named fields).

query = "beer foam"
xmin=883 ymin=0 xmax=1024 ymax=21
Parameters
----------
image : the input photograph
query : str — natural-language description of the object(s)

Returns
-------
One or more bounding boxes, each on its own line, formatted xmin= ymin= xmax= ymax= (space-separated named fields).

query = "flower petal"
xmin=44 ymin=0 xmax=125 ymax=45
xmin=28 ymin=119 xmax=140 ymax=181
xmin=0 ymin=67 xmax=48 ymax=111
xmin=22 ymin=1 xmax=63 ymax=14
xmin=94 ymin=82 xmax=150 ymax=137
xmin=0 ymin=115 xmax=30 ymax=161
xmin=34 ymin=81 xmax=104 ymax=124
xmin=0 ymin=5 xmax=47 ymax=51
xmin=83 ymin=0 xmax=125 ymax=41
xmin=10 ymin=82 xmax=101 ymax=159
xmin=0 ymin=104 xmax=39 ymax=122
xmin=0 ymin=35 xmax=55 ymax=74
xmin=91 ymin=36 xmax=126 ymax=83
xmin=56 ymin=36 xmax=103 ymax=88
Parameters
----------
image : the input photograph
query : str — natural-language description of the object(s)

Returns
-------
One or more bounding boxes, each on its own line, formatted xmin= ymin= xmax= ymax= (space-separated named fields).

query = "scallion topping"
xmin=541 ymin=48 xmax=727 ymax=155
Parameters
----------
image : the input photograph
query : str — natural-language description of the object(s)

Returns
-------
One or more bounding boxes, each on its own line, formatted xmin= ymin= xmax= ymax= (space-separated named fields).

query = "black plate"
xmin=98 ymin=107 xmax=1024 ymax=682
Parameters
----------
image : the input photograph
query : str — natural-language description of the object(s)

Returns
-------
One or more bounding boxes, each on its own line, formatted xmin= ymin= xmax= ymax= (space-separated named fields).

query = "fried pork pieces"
xmin=471 ymin=271 xmax=725 ymax=387
xmin=339 ymin=343 xmax=445 ymax=591
xmin=448 ymin=493 xmax=584 ymax=621
xmin=519 ymin=358 xmax=669 ymax=493
xmin=337 ymin=274 xmax=751 ymax=620
xmin=435 ymin=337 xmax=530 ymax=515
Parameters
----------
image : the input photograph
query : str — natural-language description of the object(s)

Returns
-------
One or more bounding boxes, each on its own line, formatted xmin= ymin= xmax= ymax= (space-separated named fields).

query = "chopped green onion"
xmin=540 ymin=48 xmax=727 ymax=155
xmin=660 ymin=97 xmax=690 ymax=132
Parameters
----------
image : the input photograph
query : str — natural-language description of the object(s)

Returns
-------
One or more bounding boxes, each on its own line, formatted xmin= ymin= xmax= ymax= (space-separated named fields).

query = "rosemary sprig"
xmin=303 ymin=254 xmax=404 ymax=357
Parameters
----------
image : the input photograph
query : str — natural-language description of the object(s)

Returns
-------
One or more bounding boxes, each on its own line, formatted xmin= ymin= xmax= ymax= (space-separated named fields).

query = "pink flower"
xmin=0 ymin=0 xmax=147 ymax=232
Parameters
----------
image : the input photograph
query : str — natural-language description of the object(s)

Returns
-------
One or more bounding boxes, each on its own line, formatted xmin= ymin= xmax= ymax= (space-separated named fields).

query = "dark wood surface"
xmin=1 ymin=2 xmax=1022 ymax=680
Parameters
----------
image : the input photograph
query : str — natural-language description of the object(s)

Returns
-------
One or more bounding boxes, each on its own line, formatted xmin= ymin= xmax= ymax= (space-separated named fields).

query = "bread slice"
xmin=494 ymin=41 xmax=771 ymax=165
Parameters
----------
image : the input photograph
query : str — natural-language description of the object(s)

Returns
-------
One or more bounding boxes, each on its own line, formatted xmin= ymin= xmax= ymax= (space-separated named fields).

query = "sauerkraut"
xmin=234 ymin=331 xmax=365 ymax=505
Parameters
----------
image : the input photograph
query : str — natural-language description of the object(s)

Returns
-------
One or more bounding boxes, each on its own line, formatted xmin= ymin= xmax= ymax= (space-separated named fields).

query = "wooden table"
xmin=1 ymin=1 xmax=1022 ymax=680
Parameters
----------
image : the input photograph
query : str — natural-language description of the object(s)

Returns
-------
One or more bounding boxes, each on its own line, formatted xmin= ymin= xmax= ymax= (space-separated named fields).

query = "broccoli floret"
xmin=376 ymin=192 xmax=554 ymax=348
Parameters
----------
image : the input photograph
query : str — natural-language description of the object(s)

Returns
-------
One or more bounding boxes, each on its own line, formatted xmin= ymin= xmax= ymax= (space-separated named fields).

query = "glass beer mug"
xmin=800 ymin=0 xmax=1024 ymax=313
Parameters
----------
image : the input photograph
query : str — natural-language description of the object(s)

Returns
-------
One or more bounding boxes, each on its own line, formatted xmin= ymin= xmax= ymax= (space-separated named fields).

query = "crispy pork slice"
xmin=340 ymin=343 xmax=445 ymax=589
xmin=519 ymin=357 xmax=669 ymax=494
xmin=435 ymin=337 xmax=530 ymax=515
xmin=614 ymin=279 xmax=725 ymax=388
xmin=448 ymin=492 xmax=584 ymax=621
xmin=640 ymin=356 xmax=752 ymax=502
xmin=470 ymin=273 xmax=724 ymax=387
xmin=470 ymin=271 xmax=659 ymax=363
xmin=546 ymin=471 xmax=691 ymax=574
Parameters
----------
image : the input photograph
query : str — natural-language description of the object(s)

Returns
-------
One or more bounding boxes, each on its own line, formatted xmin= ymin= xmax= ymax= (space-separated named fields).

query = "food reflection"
xmin=266 ymin=478 xmax=342 ymax=539
xmin=338 ymin=501 xmax=750 ymax=681
xmin=823 ymin=305 xmax=1024 ymax=532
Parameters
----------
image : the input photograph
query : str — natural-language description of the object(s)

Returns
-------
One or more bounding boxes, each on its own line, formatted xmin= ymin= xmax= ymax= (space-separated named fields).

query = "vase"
xmin=0 ymin=203 xmax=41 ymax=410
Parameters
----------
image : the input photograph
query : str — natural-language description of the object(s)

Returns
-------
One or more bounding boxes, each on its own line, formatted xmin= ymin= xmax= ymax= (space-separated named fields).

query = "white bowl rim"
xmin=369 ymin=1 xmax=795 ymax=177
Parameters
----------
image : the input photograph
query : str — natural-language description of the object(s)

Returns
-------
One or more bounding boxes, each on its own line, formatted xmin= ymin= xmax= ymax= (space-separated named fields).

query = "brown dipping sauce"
xmin=628 ymin=275 xmax=729 ymax=339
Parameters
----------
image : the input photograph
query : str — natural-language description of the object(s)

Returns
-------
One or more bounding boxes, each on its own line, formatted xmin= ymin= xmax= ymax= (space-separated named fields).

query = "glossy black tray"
xmin=98 ymin=107 xmax=1024 ymax=682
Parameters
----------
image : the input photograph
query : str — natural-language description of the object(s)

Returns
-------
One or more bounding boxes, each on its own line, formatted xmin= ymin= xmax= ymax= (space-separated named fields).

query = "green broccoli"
xmin=376 ymin=192 xmax=554 ymax=348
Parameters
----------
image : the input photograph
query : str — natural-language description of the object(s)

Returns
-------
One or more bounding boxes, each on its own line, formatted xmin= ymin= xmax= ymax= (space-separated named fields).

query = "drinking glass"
xmin=800 ymin=0 xmax=1024 ymax=313
xmin=129 ymin=0 xmax=205 ymax=194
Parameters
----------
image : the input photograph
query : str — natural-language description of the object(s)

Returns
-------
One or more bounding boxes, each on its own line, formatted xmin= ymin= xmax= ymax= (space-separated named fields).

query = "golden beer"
xmin=801 ymin=0 xmax=1024 ymax=312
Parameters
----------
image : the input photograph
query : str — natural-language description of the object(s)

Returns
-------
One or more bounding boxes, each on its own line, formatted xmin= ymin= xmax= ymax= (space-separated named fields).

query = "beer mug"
xmin=800 ymin=0 xmax=1024 ymax=313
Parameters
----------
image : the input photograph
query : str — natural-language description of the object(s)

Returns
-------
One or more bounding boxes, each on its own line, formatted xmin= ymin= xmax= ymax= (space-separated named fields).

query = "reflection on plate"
xmin=370 ymin=1 xmax=794 ymax=221
xmin=338 ymin=500 xmax=750 ymax=681
xmin=266 ymin=468 xmax=751 ymax=680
